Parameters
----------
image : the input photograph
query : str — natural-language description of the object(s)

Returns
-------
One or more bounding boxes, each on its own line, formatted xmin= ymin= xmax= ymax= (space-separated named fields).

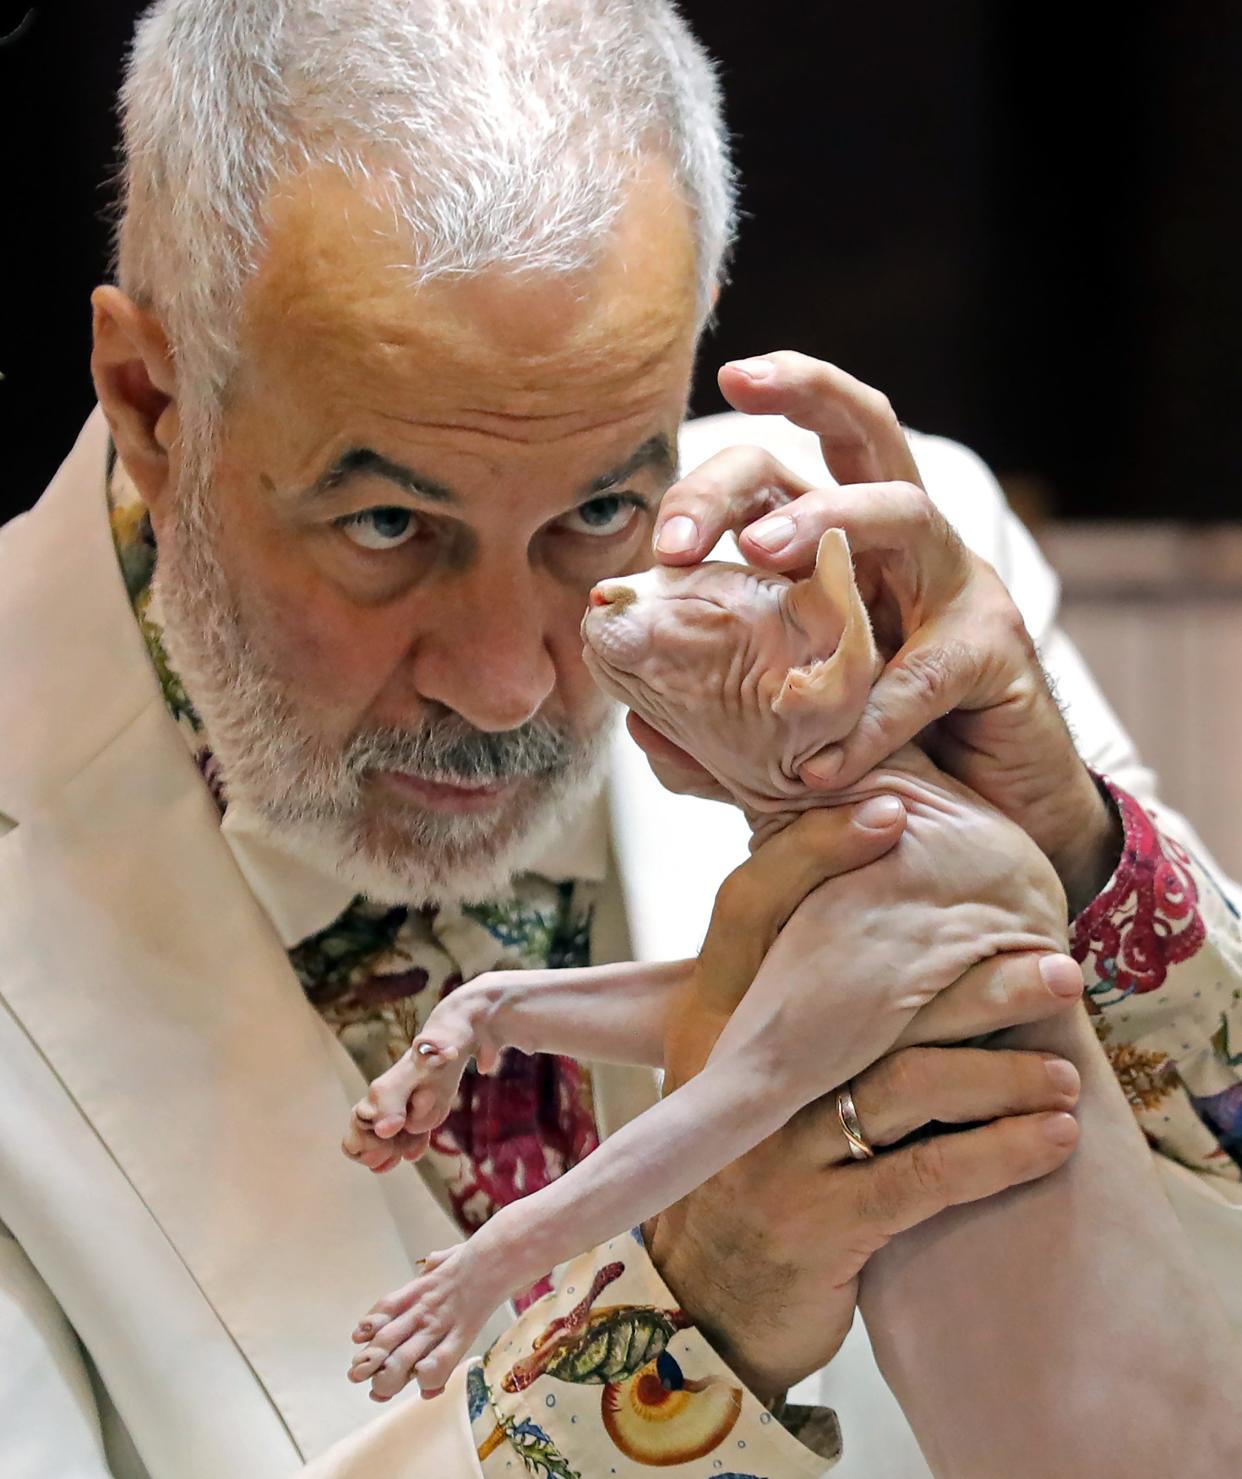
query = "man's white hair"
xmin=116 ymin=0 xmax=736 ymax=445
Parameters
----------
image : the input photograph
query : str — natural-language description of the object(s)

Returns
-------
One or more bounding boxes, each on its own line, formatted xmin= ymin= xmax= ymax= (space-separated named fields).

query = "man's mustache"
xmin=345 ymin=718 xmax=576 ymax=785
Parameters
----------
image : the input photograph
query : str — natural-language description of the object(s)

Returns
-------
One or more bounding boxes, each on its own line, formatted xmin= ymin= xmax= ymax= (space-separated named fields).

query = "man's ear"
xmin=773 ymin=530 xmax=880 ymax=724
xmin=90 ymin=286 xmax=179 ymax=515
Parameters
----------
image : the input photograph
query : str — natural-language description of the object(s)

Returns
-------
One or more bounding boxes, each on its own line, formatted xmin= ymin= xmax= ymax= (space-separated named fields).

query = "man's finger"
xmin=895 ymin=952 xmax=1084 ymax=1047
xmin=697 ymin=798 xmax=906 ymax=1003
xmin=799 ymin=627 xmax=982 ymax=791
xmin=717 ymin=352 xmax=924 ymax=488
xmin=850 ymin=1110 xmax=1080 ymax=1243
xmin=789 ymin=1045 xmax=1081 ymax=1163
xmin=736 ymin=481 xmax=961 ymax=579
xmin=653 ymin=445 xmax=814 ymax=563
xmin=854 ymin=1046 xmax=1080 ymax=1150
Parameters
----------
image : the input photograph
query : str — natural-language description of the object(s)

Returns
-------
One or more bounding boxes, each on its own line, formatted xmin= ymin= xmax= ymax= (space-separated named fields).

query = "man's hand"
xmin=654 ymin=353 xmax=1122 ymax=913
xmin=647 ymin=808 xmax=1084 ymax=1402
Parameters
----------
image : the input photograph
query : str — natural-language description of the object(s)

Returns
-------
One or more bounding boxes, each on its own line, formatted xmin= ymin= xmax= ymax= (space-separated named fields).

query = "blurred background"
xmin=2 ymin=1 xmax=1241 ymax=866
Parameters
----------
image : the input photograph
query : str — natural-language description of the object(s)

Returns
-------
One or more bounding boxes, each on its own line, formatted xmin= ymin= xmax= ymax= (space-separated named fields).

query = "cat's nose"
xmin=589 ymin=582 xmax=638 ymax=611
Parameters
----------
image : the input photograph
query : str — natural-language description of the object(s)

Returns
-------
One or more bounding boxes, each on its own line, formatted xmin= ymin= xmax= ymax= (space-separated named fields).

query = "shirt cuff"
xmin=1069 ymin=775 xmax=1205 ymax=1000
xmin=467 ymin=1228 xmax=840 ymax=1476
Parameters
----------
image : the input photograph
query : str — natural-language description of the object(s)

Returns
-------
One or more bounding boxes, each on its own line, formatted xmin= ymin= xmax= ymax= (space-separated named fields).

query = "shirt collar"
xmin=220 ymin=784 xmax=612 ymax=949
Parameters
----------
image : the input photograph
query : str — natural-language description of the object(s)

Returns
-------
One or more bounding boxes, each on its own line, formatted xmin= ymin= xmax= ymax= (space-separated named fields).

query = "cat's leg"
xmin=349 ymin=956 xmax=690 ymax=1168
xmin=349 ymin=1040 xmax=809 ymax=1399
xmin=860 ymin=1007 xmax=1242 ymax=1477
xmin=473 ymin=956 xmax=692 ymax=1067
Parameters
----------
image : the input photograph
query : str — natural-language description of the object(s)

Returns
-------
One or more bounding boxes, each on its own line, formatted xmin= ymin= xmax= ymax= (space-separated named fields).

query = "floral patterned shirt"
xmin=1072 ymin=777 xmax=1242 ymax=1181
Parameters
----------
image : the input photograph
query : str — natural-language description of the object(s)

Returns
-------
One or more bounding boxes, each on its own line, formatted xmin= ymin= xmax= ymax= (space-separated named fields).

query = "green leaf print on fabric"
xmin=499 ymin=1415 xmax=581 ymax=1479
xmin=288 ymin=903 xmax=414 ymax=1003
xmin=465 ymin=881 xmax=592 ymax=969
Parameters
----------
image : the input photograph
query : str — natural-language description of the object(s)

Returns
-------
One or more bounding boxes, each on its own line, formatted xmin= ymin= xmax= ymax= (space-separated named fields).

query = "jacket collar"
xmin=0 ymin=409 xmax=514 ymax=1456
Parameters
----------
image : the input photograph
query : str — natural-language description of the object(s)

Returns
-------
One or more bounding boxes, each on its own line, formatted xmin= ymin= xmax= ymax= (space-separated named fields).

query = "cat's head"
xmin=581 ymin=530 xmax=880 ymax=809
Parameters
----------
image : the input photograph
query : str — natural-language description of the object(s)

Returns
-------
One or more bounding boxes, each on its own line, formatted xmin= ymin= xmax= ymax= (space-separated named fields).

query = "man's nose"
xmin=411 ymin=570 xmax=559 ymax=732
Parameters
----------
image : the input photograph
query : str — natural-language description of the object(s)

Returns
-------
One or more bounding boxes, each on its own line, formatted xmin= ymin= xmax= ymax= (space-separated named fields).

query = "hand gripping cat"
xmin=345 ymin=528 xmax=1068 ymax=1400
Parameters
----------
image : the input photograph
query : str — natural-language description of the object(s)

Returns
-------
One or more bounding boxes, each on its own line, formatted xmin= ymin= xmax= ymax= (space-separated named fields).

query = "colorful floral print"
xmin=1073 ymin=779 xmax=1242 ymax=1178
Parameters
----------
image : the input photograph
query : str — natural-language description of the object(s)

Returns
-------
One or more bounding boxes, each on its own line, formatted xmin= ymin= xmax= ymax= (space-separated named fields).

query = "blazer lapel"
xmin=0 ymin=408 xmax=510 ymax=1460
xmin=0 ymin=708 xmax=498 ymax=1458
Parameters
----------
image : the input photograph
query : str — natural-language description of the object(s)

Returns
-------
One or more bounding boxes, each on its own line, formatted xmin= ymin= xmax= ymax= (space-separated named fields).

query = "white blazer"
xmin=1 ymin=409 xmax=1237 ymax=1478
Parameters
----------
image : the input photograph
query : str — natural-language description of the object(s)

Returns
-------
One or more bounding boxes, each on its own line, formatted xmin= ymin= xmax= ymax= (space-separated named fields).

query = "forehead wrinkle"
xmin=372 ymin=397 xmax=679 ymax=449
xmin=348 ymin=333 xmax=686 ymax=417
xmin=252 ymin=227 xmax=691 ymax=382
xmin=246 ymin=154 xmax=699 ymax=364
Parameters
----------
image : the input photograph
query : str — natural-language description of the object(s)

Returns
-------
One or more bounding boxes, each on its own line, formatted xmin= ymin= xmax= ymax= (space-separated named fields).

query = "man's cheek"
xmin=261 ymin=586 xmax=396 ymax=718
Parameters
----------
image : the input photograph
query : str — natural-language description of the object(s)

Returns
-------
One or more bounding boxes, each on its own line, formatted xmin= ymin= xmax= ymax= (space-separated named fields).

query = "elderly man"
xmin=2 ymin=2 xmax=1240 ymax=1476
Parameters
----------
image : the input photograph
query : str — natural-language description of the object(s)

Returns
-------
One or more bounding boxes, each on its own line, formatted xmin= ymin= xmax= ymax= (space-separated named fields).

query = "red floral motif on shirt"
xmin=1071 ymin=779 xmax=1205 ymax=998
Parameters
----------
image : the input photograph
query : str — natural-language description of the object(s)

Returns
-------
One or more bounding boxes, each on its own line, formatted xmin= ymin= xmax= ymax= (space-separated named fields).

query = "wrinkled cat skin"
xmin=346 ymin=533 xmax=1068 ymax=1401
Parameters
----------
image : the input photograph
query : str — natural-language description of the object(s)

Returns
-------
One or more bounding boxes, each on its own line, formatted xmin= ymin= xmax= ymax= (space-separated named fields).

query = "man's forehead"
xmin=242 ymin=161 xmax=701 ymax=394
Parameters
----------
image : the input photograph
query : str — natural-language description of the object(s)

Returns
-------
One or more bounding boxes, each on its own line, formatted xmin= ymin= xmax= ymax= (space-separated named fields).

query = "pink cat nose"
xmin=589 ymin=582 xmax=638 ymax=611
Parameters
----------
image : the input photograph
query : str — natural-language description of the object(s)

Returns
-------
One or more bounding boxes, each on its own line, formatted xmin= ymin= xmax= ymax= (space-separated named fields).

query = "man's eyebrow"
xmin=302 ymin=448 xmax=456 ymax=504
xmin=300 ymin=432 xmax=676 ymax=506
xmin=581 ymin=434 xmax=678 ymax=498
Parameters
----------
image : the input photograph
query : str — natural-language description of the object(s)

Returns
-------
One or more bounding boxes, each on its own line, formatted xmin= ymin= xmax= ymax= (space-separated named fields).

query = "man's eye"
xmin=336 ymin=507 xmax=420 ymax=551
xmin=558 ymin=494 xmax=643 ymax=539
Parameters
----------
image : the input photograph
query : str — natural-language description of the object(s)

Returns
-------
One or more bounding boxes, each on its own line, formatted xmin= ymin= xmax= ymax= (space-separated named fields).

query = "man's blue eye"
xmin=338 ymin=507 xmax=418 ymax=551
xmin=560 ymin=494 xmax=641 ymax=538
xmin=580 ymin=496 xmax=624 ymax=526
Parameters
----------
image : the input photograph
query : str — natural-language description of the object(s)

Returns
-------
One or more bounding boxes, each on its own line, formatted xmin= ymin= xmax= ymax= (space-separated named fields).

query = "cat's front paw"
xmin=358 ymin=1011 xmax=485 ymax=1142
xmin=348 ymin=1246 xmax=499 ymax=1400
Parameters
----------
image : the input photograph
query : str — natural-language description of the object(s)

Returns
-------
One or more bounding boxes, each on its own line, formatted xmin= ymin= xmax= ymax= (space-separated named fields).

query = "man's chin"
xmin=273 ymin=770 xmax=590 ymax=908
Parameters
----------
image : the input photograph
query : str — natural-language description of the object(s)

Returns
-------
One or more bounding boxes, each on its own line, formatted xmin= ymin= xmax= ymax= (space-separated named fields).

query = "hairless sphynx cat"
xmin=343 ymin=525 xmax=1072 ymax=1400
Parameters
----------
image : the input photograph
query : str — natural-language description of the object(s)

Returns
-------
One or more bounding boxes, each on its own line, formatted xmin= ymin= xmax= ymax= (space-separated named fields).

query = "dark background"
xmin=2 ymin=1 xmax=1239 ymax=523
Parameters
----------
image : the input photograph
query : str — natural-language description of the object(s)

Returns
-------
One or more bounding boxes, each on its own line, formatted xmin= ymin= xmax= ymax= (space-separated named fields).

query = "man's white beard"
xmin=152 ymin=462 xmax=614 ymax=907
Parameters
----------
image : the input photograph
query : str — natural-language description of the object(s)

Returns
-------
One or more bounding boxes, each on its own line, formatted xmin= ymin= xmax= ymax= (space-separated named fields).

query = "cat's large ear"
xmin=773 ymin=529 xmax=879 ymax=723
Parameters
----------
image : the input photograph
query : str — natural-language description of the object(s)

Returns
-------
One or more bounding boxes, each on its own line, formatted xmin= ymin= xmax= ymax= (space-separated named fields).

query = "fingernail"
xmin=1041 ymin=1111 xmax=1078 ymax=1146
xmin=854 ymin=795 xmax=904 ymax=830
xmin=1044 ymin=1060 xmax=1080 ymax=1097
xmin=730 ymin=357 xmax=774 ymax=382
xmin=1039 ymin=956 xmax=1084 ymax=998
xmin=655 ymin=514 xmax=699 ymax=555
xmin=748 ymin=513 xmax=795 ymax=552
xmin=802 ymin=746 xmax=843 ymax=784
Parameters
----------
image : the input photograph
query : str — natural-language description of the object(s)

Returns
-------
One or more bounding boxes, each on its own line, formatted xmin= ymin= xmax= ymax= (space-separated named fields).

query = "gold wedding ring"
xmin=837 ymin=1084 xmax=875 ymax=1160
